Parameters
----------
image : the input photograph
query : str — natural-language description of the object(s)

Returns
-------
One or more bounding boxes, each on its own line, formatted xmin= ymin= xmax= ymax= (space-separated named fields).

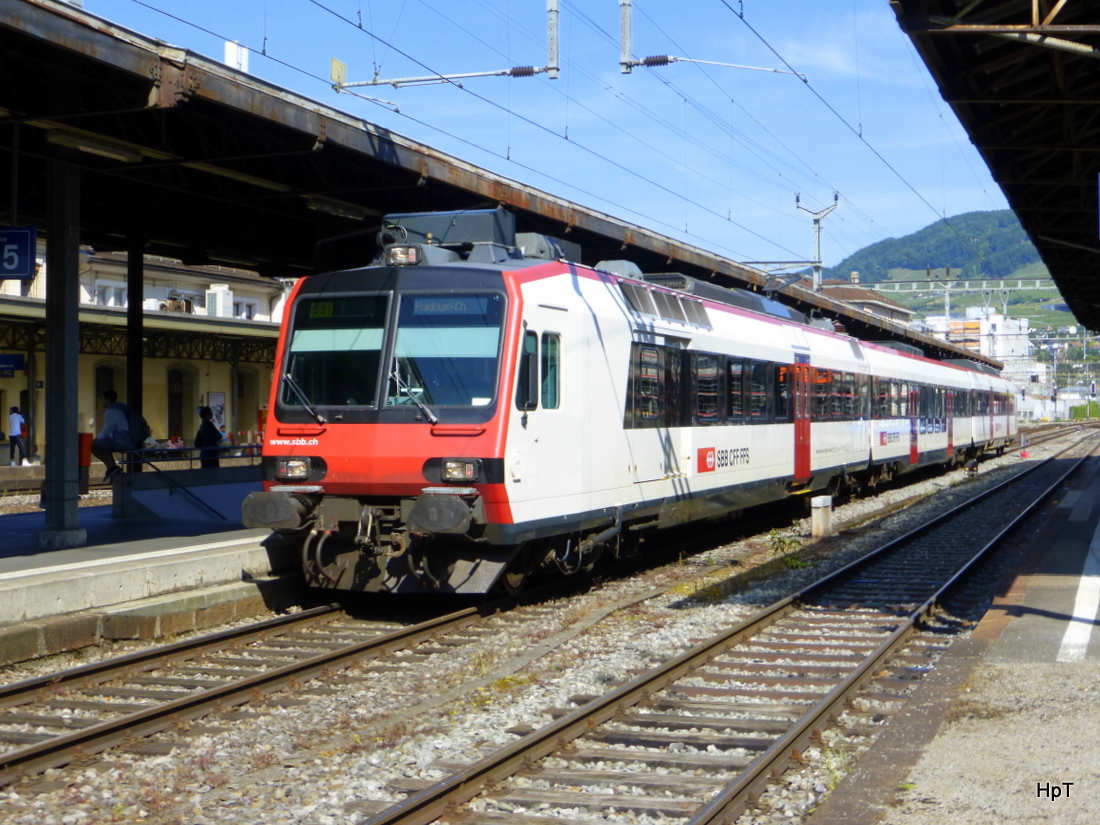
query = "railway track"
xmin=0 ymin=604 xmax=496 ymax=785
xmin=356 ymin=440 xmax=1093 ymax=825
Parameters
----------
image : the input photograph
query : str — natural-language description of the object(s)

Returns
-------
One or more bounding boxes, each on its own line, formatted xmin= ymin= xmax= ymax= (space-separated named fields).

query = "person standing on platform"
xmin=90 ymin=389 xmax=131 ymax=481
xmin=8 ymin=406 xmax=29 ymax=466
xmin=194 ymin=405 xmax=222 ymax=469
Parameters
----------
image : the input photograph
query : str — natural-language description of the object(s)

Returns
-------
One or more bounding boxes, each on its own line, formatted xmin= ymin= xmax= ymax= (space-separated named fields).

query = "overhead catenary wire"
xmin=124 ymin=0 xmax=760 ymax=259
xmin=307 ymin=0 xmax=798 ymax=259
xmin=118 ymin=0 xmax=982 ymax=271
xmin=124 ymin=0 xmax=866 ymax=262
xmin=621 ymin=1 xmax=889 ymax=259
xmin=718 ymin=0 xmax=988 ymax=264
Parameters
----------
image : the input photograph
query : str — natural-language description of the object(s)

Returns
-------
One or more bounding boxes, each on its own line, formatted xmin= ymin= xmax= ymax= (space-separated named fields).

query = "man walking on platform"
xmin=8 ymin=406 xmax=29 ymax=466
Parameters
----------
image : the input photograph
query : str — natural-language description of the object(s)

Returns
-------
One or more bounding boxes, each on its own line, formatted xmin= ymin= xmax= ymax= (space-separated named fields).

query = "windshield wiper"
xmin=283 ymin=372 xmax=326 ymax=425
xmin=391 ymin=365 xmax=439 ymax=424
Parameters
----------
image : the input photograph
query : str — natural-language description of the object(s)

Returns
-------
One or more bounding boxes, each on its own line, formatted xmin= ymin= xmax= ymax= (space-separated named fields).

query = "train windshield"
xmin=283 ymin=295 xmax=389 ymax=408
xmin=387 ymin=293 xmax=505 ymax=408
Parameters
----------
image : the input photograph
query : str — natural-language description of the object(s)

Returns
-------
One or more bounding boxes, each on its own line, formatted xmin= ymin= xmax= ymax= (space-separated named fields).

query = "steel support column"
xmin=39 ymin=156 xmax=86 ymax=549
xmin=127 ymin=237 xmax=145 ymax=470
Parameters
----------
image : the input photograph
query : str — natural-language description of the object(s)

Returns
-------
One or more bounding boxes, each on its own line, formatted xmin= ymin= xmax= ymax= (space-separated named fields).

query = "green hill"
xmin=821 ymin=209 xmax=1076 ymax=330
xmin=824 ymin=209 xmax=1040 ymax=283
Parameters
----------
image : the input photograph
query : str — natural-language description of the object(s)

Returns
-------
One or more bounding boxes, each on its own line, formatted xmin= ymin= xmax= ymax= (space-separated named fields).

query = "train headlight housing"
xmin=385 ymin=245 xmax=422 ymax=266
xmin=276 ymin=457 xmax=311 ymax=480
xmin=442 ymin=458 xmax=480 ymax=483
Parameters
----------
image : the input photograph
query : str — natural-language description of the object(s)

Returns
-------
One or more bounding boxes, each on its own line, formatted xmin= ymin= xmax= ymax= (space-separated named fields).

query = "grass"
xmin=821 ymin=746 xmax=854 ymax=791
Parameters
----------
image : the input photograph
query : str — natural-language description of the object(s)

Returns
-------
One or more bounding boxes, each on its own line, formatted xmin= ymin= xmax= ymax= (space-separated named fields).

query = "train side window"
xmin=665 ymin=348 xmax=683 ymax=425
xmin=695 ymin=353 xmax=721 ymax=424
xmin=541 ymin=333 xmax=561 ymax=409
xmin=748 ymin=361 xmax=770 ymax=421
xmin=728 ymin=359 xmax=745 ymax=422
xmin=919 ymin=384 xmax=932 ymax=433
xmin=515 ymin=331 xmax=539 ymax=411
xmin=774 ymin=363 xmax=791 ymax=421
xmin=842 ymin=372 xmax=855 ymax=419
xmin=624 ymin=343 xmax=676 ymax=429
xmin=638 ymin=346 xmax=662 ymax=423
xmin=856 ymin=373 xmax=869 ymax=419
xmin=892 ymin=381 xmax=908 ymax=417
xmin=812 ymin=368 xmax=831 ymax=420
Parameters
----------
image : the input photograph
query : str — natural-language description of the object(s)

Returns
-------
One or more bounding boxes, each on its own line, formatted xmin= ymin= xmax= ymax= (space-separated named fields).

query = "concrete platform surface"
xmin=0 ymin=505 xmax=301 ymax=667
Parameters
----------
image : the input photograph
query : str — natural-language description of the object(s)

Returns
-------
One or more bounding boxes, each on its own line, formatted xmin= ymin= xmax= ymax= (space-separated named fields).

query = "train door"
xmin=792 ymin=355 xmax=811 ymax=482
xmin=509 ymin=321 xmax=588 ymax=508
xmin=909 ymin=384 xmax=920 ymax=465
xmin=946 ymin=389 xmax=955 ymax=457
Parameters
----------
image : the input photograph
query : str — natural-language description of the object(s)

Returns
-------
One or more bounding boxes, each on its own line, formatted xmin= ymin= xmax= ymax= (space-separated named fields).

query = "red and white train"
xmin=242 ymin=209 xmax=1018 ymax=594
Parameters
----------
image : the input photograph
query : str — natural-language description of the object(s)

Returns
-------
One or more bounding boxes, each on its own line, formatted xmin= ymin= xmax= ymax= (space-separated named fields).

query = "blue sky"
xmin=84 ymin=1 xmax=1009 ymax=269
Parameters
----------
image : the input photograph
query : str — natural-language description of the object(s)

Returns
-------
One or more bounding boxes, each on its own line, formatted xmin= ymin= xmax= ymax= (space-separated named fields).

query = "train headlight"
xmin=442 ymin=459 xmax=480 ymax=483
xmin=276 ymin=458 xmax=311 ymax=480
xmin=385 ymin=245 xmax=421 ymax=266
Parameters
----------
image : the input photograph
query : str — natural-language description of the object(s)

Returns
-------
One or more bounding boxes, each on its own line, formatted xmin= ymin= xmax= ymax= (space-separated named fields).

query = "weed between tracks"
xmin=820 ymin=746 xmax=854 ymax=791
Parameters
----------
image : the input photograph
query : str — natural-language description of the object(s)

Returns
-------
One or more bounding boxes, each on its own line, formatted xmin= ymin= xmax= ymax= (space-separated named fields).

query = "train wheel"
xmin=496 ymin=546 xmax=529 ymax=595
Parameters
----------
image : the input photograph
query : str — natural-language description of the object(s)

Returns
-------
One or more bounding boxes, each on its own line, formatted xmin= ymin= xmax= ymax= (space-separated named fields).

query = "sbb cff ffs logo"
xmin=697 ymin=447 xmax=750 ymax=473
xmin=698 ymin=448 xmax=717 ymax=473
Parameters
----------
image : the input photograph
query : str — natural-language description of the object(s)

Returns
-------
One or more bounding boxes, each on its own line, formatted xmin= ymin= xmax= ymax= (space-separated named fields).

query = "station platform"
xmin=810 ymin=455 xmax=1100 ymax=825
xmin=0 ymin=504 xmax=302 ymax=668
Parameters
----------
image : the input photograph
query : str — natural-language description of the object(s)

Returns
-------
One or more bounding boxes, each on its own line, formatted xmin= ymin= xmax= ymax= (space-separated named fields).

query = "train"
xmin=241 ymin=208 xmax=1018 ymax=594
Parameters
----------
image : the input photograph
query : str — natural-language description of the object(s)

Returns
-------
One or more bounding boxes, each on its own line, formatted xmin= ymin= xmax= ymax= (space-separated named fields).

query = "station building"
xmin=0 ymin=242 xmax=286 ymax=458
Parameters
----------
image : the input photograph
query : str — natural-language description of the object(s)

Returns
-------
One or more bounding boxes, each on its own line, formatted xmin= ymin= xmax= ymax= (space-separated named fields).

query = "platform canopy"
xmin=0 ymin=0 xmax=1002 ymax=366
xmin=892 ymin=0 xmax=1100 ymax=333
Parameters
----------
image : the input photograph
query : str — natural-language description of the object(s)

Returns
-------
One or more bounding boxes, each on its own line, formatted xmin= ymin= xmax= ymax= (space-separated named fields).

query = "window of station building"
xmin=541 ymin=332 xmax=561 ymax=409
xmin=694 ymin=353 xmax=720 ymax=424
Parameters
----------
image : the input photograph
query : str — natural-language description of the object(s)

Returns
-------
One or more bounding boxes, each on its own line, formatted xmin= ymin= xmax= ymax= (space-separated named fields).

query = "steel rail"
xmin=686 ymin=455 xmax=1091 ymax=822
xmin=358 ymin=446 xmax=1091 ymax=825
xmin=687 ymin=449 xmax=1091 ymax=824
xmin=0 ymin=605 xmax=481 ymax=785
xmin=0 ymin=604 xmax=341 ymax=707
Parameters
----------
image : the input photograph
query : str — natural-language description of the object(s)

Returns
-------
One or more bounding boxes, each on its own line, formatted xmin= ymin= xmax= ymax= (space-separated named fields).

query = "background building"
xmin=0 ymin=242 xmax=287 ymax=458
